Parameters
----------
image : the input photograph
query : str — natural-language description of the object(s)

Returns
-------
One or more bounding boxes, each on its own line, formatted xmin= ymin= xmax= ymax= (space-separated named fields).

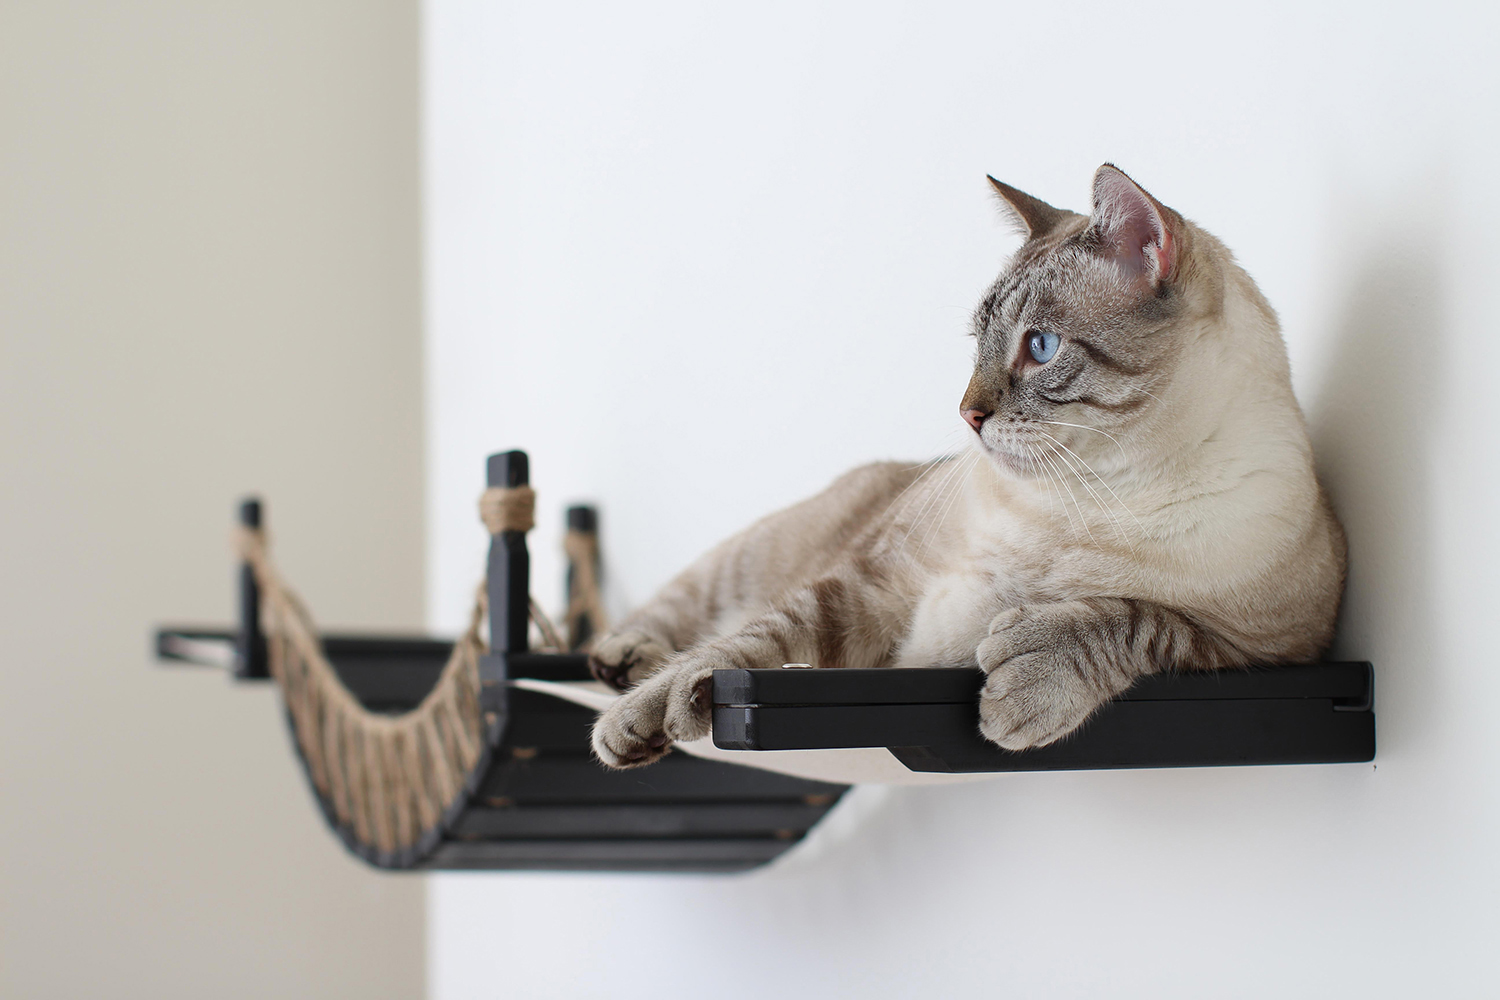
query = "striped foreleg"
xmin=976 ymin=598 xmax=1246 ymax=749
xmin=591 ymin=570 xmax=908 ymax=768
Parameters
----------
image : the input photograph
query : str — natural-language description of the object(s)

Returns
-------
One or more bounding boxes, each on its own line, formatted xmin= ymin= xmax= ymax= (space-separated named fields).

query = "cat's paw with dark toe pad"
xmin=588 ymin=629 xmax=672 ymax=691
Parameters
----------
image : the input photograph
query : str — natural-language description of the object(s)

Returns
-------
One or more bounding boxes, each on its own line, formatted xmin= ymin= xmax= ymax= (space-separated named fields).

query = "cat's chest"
xmin=893 ymin=538 xmax=1071 ymax=668
xmin=890 ymin=480 xmax=1131 ymax=666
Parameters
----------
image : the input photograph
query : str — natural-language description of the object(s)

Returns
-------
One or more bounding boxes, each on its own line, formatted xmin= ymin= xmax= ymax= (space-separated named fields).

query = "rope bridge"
xmin=202 ymin=451 xmax=846 ymax=871
xmin=229 ymin=483 xmax=539 ymax=858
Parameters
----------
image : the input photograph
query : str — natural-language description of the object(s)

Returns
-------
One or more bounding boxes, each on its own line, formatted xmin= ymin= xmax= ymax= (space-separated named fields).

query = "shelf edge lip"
xmin=714 ymin=663 xmax=1373 ymax=708
xmin=714 ymin=695 xmax=1377 ymax=709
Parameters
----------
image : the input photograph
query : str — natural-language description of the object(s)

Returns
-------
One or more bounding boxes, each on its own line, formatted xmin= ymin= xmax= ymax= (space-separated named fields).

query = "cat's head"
xmin=963 ymin=165 xmax=1274 ymax=484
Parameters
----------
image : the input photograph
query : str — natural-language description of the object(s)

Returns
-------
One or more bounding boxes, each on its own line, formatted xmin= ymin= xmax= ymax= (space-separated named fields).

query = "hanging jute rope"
xmin=234 ymin=484 xmax=540 ymax=857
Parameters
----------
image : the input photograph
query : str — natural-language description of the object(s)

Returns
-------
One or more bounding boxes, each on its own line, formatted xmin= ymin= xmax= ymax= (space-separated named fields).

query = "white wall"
xmin=423 ymin=2 xmax=1500 ymax=996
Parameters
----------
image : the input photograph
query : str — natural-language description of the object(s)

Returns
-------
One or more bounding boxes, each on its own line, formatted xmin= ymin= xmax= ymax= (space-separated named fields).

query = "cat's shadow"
xmin=1307 ymin=202 xmax=1445 ymax=758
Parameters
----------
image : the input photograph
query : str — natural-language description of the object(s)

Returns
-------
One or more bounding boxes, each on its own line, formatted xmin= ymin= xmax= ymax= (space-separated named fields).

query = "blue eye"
xmin=1027 ymin=330 xmax=1060 ymax=364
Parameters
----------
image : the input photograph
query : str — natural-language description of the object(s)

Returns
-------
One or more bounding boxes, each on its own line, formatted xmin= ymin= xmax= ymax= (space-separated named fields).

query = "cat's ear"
xmin=987 ymin=176 xmax=1068 ymax=240
xmin=1089 ymin=164 xmax=1175 ymax=287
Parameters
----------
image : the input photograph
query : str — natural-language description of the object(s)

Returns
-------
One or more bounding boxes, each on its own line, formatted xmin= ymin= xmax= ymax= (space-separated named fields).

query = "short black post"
xmin=565 ymin=505 xmax=600 ymax=650
xmin=235 ymin=498 xmax=269 ymax=680
xmin=478 ymin=451 xmax=531 ymax=718
xmin=486 ymin=451 xmax=531 ymax=656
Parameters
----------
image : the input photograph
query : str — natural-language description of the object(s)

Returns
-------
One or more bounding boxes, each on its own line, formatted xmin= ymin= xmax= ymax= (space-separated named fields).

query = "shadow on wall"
xmin=1308 ymin=194 xmax=1445 ymax=761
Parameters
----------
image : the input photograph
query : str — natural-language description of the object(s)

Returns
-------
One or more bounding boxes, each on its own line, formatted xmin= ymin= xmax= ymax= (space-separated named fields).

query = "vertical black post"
xmin=485 ymin=451 xmax=531 ymax=655
xmin=235 ymin=498 xmax=269 ymax=680
xmin=565 ymin=504 xmax=600 ymax=650
xmin=479 ymin=451 xmax=530 ymax=722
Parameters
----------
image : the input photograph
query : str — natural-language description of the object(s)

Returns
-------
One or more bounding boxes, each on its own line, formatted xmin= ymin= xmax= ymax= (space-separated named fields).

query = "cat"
xmin=588 ymin=164 xmax=1346 ymax=769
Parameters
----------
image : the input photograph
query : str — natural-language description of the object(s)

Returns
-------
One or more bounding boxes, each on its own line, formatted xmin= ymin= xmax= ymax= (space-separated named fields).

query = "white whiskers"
xmin=1045 ymin=440 xmax=1125 ymax=546
xmin=896 ymin=449 xmax=979 ymax=565
xmin=913 ymin=450 xmax=980 ymax=565
xmin=1034 ymin=428 xmax=1142 ymax=549
xmin=1037 ymin=419 xmax=1129 ymax=463
xmin=1034 ymin=441 xmax=1094 ymax=543
xmin=1025 ymin=441 xmax=1082 ymax=538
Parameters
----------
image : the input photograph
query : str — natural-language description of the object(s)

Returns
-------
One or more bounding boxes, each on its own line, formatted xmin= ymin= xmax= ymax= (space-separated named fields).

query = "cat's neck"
xmin=962 ymin=377 xmax=1312 ymax=549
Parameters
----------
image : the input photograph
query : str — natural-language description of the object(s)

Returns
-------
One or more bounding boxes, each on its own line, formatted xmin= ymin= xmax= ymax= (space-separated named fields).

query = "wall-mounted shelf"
xmin=712 ymin=663 xmax=1374 ymax=772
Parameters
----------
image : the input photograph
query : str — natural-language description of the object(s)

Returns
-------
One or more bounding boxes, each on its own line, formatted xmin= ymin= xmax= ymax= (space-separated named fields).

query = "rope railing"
xmin=233 ymin=483 xmax=541 ymax=857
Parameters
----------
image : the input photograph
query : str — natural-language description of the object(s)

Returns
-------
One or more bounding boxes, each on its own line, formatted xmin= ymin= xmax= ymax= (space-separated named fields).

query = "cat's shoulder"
xmin=825 ymin=459 xmax=929 ymax=494
xmin=834 ymin=457 xmax=968 ymax=489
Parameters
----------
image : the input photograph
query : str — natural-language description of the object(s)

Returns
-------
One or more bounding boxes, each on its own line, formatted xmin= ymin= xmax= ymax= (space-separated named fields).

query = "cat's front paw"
xmin=588 ymin=628 xmax=672 ymax=692
xmin=976 ymin=605 xmax=1109 ymax=750
xmin=590 ymin=658 xmax=716 ymax=769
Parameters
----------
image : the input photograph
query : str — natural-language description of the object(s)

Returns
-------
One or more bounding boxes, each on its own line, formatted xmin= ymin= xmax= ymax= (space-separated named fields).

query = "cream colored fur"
xmin=589 ymin=165 xmax=1346 ymax=769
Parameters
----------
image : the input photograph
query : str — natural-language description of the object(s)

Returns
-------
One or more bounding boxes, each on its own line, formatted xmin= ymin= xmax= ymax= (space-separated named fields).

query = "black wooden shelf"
xmin=711 ymin=663 xmax=1374 ymax=772
xmin=155 ymin=447 xmax=1375 ymax=874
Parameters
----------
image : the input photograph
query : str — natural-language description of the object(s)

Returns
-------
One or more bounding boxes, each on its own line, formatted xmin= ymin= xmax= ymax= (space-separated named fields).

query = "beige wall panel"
xmin=1 ymin=2 xmax=426 ymax=997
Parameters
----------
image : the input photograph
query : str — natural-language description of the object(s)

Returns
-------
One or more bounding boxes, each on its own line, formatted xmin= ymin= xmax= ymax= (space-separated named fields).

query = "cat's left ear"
xmin=988 ymin=176 xmax=1068 ymax=240
xmin=1090 ymin=165 xmax=1176 ymax=287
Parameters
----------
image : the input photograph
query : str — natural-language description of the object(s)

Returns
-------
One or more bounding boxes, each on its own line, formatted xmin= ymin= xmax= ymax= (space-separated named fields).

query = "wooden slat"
xmin=714 ymin=662 xmax=1372 ymax=708
xmin=499 ymin=690 xmax=596 ymax=750
xmin=420 ymin=836 xmax=797 ymax=871
xmin=451 ymin=800 xmax=835 ymax=840
xmin=476 ymin=751 xmax=846 ymax=804
xmin=714 ymin=703 xmax=973 ymax=750
xmin=890 ymin=698 xmax=1376 ymax=773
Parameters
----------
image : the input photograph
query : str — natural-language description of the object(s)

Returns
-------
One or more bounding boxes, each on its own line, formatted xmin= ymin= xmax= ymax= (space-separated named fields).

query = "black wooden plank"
xmin=156 ymin=630 xmax=600 ymax=712
xmin=422 ymin=855 xmax=767 ymax=873
xmin=714 ymin=667 xmax=980 ymax=707
xmin=431 ymin=859 xmax=770 ymax=873
xmin=889 ymin=698 xmax=1376 ymax=773
xmin=716 ymin=693 xmax=1374 ymax=769
xmin=155 ymin=627 xmax=458 ymax=708
xmin=500 ymin=689 xmax=597 ymax=750
xmin=325 ymin=652 xmax=447 ymax=712
xmin=714 ymin=703 xmax=974 ymax=750
xmin=450 ymin=801 xmax=835 ymax=839
xmin=321 ymin=635 xmax=455 ymax=659
xmin=714 ymin=663 xmax=1372 ymax=709
xmin=156 ymin=629 xmax=456 ymax=662
xmin=476 ymin=751 xmax=846 ymax=804
xmin=419 ymin=837 xmax=796 ymax=871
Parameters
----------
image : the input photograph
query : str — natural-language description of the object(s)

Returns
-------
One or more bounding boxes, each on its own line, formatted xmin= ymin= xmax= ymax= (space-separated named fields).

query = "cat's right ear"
xmin=987 ymin=176 xmax=1067 ymax=240
xmin=1088 ymin=165 xmax=1176 ymax=288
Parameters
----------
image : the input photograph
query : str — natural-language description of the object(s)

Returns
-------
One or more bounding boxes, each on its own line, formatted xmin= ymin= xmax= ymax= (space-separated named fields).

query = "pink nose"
xmin=962 ymin=408 xmax=990 ymax=432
